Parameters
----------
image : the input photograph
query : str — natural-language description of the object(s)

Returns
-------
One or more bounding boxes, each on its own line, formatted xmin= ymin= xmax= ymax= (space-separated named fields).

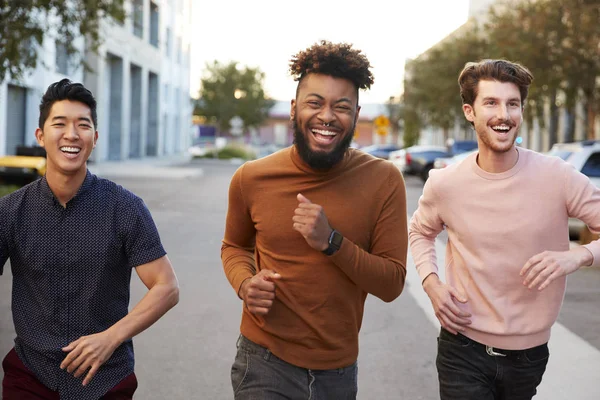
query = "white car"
xmin=433 ymin=149 xmax=478 ymax=169
xmin=547 ymin=141 xmax=600 ymax=240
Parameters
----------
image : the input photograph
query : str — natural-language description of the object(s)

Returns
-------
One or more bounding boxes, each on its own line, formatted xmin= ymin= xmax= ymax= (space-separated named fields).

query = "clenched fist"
xmin=239 ymin=269 xmax=281 ymax=315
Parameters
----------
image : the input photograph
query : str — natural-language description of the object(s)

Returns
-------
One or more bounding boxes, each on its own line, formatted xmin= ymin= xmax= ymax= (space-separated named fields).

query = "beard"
xmin=292 ymin=116 xmax=354 ymax=170
xmin=475 ymin=116 xmax=518 ymax=153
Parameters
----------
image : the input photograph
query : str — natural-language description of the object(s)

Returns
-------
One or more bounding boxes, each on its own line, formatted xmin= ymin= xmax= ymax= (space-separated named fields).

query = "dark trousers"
xmin=2 ymin=348 xmax=138 ymax=400
xmin=231 ymin=335 xmax=358 ymax=400
xmin=436 ymin=328 xmax=549 ymax=400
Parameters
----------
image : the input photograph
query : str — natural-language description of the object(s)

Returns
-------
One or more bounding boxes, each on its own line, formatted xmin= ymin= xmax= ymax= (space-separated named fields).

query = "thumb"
xmin=449 ymin=286 xmax=468 ymax=303
xmin=297 ymin=193 xmax=311 ymax=204
xmin=262 ymin=270 xmax=281 ymax=280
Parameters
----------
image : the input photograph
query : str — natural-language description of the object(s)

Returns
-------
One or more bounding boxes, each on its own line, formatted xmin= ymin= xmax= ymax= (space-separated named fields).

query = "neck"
xmin=476 ymin=146 xmax=519 ymax=173
xmin=45 ymin=167 xmax=87 ymax=207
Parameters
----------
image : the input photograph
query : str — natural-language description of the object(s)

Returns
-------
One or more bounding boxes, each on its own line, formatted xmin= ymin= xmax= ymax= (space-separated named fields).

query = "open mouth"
xmin=491 ymin=125 xmax=512 ymax=135
xmin=311 ymin=128 xmax=337 ymax=145
xmin=60 ymin=146 xmax=81 ymax=158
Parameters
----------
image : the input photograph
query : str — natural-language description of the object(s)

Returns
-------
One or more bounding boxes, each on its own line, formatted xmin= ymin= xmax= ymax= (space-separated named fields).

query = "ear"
xmin=463 ymin=104 xmax=475 ymax=123
xmin=290 ymin=99 xmax=296 ymax=120
xmin=354 ymin=105 xmax=361 ymax=126
xmin=93 ymin=131 xmax=98 ymax=148
xmin=35 ymin=128 xmax=45 ymax=147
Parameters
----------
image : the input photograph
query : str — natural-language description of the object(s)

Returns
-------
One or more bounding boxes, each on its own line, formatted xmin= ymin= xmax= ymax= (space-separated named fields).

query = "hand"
xmin=292 ymin=193 xmax=331 ymax=251
xmin=239 ymin=269 xmax=281 ymax=315
xmin=520 ymin=248 xmax=591 ymax=290
xmin=61 ymin=331 xmax=120 ymax=386
xmin=423 ymin=274 xmax=471 ymax=335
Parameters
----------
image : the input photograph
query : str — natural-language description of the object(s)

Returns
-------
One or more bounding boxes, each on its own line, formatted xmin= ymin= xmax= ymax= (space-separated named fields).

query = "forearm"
xmin=330 ymin=238 xmax=406 ymax=302
xmin=409 ymin=228 xmax=440 ymax=282
xmin=106 ymin=281 xmax=179 ymax=345
xmin=221 ymin=242 xmax=256 ymax=296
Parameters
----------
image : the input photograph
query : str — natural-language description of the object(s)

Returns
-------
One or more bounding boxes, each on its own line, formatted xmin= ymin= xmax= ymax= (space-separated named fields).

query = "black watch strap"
xmin=322 ymin=229 xmax=343 ymax=256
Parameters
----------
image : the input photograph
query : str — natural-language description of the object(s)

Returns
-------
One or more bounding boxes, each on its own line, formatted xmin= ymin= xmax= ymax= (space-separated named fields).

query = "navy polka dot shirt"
xmin=0 ymin=171 xmax=166 ymax=399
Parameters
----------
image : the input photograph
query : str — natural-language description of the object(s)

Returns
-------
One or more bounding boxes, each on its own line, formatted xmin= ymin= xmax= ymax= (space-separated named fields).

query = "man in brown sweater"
xmin=222 ymin=40 xmax=408 ymax=399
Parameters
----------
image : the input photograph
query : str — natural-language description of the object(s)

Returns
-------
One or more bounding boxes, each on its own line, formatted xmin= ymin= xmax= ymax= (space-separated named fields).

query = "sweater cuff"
xmin=418 ymin=265 xmax=439 ymax=284
xmin=233 ymin=272 xmax=254 ymax=298
xmin=582 ymin=241 xmax=600 ymax=267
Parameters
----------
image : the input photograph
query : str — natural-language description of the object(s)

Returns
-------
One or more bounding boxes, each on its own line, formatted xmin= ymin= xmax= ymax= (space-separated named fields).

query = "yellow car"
xmin=0 ymin=146 xmax=47 ymax=184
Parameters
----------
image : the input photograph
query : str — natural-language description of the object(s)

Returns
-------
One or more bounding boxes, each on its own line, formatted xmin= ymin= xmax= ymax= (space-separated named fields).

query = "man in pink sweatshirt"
xmin=409 ymin=59 xmax=600 ymax=400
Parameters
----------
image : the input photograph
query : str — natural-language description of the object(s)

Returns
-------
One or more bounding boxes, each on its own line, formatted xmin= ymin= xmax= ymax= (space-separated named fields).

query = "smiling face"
xmin=35 ymin=100 xmax=98 ymax=178
xmin=463 ymin=79 xmax=523 ymax=154
xmin=291 ymin=73 xmax=360 ymax=170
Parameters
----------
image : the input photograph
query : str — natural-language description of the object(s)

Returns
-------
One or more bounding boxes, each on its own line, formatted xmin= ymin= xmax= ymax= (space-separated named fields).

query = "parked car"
xmin=389 ymin=145 xmax=451 ymax=182
xmin=360 ymin=143 xmax=403 ymax=159
xmin=547 ymin=140 xmax=600 ymax=241
xmin=447 ymin=139 xmax=478 ymax=155
xmin=0 ymin=146 xmax=46 ymax=185
xmin=433 ymin=149 xmax=478 ymax=169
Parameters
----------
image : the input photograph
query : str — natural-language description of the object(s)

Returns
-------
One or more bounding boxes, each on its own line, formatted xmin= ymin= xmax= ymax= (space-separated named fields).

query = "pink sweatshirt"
xmin=409 ymin=147 xmax=600 ymax=350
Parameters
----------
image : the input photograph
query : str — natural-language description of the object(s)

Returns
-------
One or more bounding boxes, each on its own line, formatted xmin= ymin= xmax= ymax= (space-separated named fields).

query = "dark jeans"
xmin=2 ymin=348 xmax=138 ymax=400
xmin=231 ymin=335 xmax=358 ymax=400
xmin=436 ymin=328 xmax=549 ymax=400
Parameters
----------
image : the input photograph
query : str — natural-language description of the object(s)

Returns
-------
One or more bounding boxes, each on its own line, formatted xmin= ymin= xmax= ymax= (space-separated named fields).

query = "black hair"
xmin=39 ymin=78 xmax=98 ymax=129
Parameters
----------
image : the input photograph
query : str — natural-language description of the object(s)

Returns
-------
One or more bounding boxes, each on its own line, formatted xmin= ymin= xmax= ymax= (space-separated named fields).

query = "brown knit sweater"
xmin=221 ymin=145 xmax=407 ymax=369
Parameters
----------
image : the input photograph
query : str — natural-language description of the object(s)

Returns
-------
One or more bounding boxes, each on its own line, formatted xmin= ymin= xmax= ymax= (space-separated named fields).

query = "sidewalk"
xmin=88 ymin=153 xmax=203 ymax=179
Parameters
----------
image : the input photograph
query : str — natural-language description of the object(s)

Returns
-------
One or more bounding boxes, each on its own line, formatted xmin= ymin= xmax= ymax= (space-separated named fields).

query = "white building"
xmin=0 ymin=0 xmax=193 ymax=161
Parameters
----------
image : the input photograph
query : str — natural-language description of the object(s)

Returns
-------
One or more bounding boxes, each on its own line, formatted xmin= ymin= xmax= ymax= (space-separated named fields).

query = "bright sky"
xmin=190 ymin=0 xmax=470 ymax=104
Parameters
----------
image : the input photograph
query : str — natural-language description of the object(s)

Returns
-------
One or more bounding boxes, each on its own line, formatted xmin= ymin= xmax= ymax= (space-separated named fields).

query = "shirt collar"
xmin=39 ymin=170 xmax=95 ymax=207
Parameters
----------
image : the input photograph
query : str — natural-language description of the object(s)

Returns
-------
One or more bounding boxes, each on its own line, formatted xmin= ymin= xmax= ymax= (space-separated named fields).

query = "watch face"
xmin=331 ymin=231 xmax=343 ymax=248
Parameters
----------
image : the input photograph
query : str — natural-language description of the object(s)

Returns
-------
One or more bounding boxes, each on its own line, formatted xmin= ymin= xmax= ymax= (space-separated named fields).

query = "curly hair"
xmin=289 ymin=40 xmax=374 ymax=92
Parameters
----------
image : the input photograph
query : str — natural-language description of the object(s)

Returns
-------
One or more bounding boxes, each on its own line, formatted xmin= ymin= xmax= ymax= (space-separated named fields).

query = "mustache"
xmin=490 ymin=119 xmax=516 ymax=127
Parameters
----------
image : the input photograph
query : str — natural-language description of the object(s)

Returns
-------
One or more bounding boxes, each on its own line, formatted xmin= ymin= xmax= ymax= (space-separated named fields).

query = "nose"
xmin=497 ymin=104 xmax=509 ymax=120
xmin=64 ymin=122 xmax=79 ymax=139
xmin=318 ymin=106 xmax=335 ymax=125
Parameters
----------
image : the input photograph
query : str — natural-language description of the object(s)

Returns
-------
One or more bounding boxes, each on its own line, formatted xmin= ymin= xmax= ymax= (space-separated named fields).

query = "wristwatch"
xmin=322 ymin=229 xmax=343 ymax=256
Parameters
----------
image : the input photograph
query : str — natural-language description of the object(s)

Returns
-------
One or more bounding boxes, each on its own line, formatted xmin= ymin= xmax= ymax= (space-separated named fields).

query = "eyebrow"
xmin=51 ymin=116 xmax=93 ymax=123
xmin=305 ymin=93 xmax=354 ymax=104
xmin=482 ymin=96 xmax=521 ymax=103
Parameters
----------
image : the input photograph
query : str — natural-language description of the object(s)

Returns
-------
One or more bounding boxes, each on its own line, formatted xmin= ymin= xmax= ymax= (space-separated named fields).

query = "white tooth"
xmin=312 ymin=129 xmax=336 ymax=136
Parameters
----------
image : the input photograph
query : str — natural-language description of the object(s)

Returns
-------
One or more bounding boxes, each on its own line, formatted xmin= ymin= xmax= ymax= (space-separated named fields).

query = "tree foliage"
xmin=194 ymin=61 xmax=274 ymax=133
xmin=403 ymin=0 xmax=600 ymax=147
xmin=0 ymin=0 xmax=126 ymax=82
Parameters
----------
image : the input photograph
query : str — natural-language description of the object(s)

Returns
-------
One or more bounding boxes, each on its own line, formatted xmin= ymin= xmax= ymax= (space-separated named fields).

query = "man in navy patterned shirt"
xmin=0 ymin=79 xmax=180 ymax=399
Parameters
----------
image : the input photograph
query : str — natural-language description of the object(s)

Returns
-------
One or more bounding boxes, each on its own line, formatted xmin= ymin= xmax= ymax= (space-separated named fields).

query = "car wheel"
xmin=420 ymin=164 xmax=433 ymax=182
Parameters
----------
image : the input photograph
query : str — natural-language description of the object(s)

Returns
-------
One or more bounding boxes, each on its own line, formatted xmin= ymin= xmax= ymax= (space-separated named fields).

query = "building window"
xmin=165 ymin=27 xmax=172 ymax=56
xmin=133 ymin=0 xmax=144 ymax=39
xmin=150 ymin=2 xmax=159 ymax=47
xmin=55 ymin=41 xmax=69 ymax=75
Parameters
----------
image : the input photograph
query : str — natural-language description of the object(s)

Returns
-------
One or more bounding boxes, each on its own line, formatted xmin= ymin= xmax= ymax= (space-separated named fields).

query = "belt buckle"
xmin=486 ymin=345 xmax=506 ymax=357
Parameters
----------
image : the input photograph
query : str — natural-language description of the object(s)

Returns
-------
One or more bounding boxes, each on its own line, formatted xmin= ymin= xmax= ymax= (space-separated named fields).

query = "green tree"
xmin=403 ymin=22 xmax=488 ymax=144
xmin=194 ymin=61 xmax=274 ymax=134
xmin=0 ymin=0 xmax=126 ymax=82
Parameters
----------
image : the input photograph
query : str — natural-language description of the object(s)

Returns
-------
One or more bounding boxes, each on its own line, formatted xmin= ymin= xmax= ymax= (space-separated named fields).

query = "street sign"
xmin=374 ymin=115 xmax=390 ymax=128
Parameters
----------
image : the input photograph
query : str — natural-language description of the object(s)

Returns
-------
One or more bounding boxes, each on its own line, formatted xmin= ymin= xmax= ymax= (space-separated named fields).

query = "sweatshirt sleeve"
xmin=564 ymin=162 xmax=600 ymax=266
xmin=221 ymin=164 xmax=257 ymax=296
xmin=408 ymin=172 xmax=446 ymax=282
xmin=329 ymin=165 xmax=407 ymax=303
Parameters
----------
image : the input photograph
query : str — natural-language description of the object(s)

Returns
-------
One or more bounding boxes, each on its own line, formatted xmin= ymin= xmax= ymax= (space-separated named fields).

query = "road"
xmin=0 ymin=158 xmax=598 ymax=399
